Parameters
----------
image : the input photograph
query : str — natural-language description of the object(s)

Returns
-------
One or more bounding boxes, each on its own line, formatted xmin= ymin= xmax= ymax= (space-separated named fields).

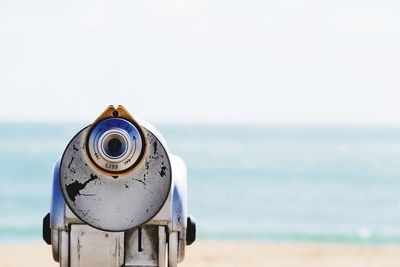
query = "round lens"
xmin=101 ymin=133 xmax=127 ymax=159
xmin=87 ymin=118 xmax=144 ymax=173
xmin=107 ymin=138 xmax=123 ymax=157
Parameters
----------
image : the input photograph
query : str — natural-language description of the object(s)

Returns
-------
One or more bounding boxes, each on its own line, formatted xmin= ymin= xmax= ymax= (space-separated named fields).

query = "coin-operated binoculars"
xmin=43 ymin=105 xmax=196 ymax=267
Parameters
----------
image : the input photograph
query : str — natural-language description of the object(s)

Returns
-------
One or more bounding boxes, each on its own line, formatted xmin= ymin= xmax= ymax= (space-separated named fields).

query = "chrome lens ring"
xmin=87 ymin=118 xmax=144 ymax=173
xmin=97 ymin=129 xmax=132 ymax=162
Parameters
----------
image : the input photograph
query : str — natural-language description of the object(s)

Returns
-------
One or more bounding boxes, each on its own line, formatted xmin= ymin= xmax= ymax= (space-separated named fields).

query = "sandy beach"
xmin=2 ymin=241 xmax=400 ymax=267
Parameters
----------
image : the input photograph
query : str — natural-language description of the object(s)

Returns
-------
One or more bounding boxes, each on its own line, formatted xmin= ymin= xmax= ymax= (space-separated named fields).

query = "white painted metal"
xmin=125 ymin=225 xmax=166 ymax=266
xmin=170 ymin=155 xmax=188 ymax=262
xmin=158 ymin=226 xmax=167 ymax=267
xmin=51 ymin=230 xmax=59 ymax=262
xmin=60 ymin=127 xmax=172 ymax=231
xmin=59 ymin=231 xmax=69 ymax=267
xmin=69 ymin=225 xmax=124 ymax=267
xmin=168 ymin=232 xmax=178 ymax=267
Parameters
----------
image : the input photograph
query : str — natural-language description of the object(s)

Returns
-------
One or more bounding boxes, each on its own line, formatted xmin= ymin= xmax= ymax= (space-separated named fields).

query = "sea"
xmin=1 ymin=123 xmax=400 ymax=244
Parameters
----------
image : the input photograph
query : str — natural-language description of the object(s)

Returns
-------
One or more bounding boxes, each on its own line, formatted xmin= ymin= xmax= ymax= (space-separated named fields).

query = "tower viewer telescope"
xmin=42 ymin=105 xmax=196 ymax=267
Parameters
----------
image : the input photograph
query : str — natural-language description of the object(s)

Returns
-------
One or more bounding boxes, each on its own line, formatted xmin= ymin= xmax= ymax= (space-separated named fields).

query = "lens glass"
xmin=101 ymin=133 xmax=128 ymax=159
xmin=107 ymin=138 xmax=123 ymax=157
xmin=88 ymin=118 xmax=143 ymax=171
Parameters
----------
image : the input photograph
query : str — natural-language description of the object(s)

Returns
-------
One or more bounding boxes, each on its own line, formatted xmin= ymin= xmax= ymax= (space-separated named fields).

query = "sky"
xmin=0 ymin=0 xmax=399 ymax=124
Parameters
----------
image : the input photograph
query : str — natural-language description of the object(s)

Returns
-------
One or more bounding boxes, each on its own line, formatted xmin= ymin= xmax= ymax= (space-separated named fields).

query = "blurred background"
xmin=3 ymin=124 xmax=400 ymax=245
xmin=1 ymin=0 xmax=400 ymax=266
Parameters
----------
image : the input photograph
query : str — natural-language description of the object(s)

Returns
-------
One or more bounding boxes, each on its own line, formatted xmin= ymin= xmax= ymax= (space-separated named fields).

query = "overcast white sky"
xmin=0 ymin=0 xmax=399 ymax=124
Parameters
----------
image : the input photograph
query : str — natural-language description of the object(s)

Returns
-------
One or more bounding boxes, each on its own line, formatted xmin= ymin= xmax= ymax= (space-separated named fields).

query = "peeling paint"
xmin=65 ymin=174 xmax=98 ymax=203
xmin=60 ymin=127 xmax=172 ymax=231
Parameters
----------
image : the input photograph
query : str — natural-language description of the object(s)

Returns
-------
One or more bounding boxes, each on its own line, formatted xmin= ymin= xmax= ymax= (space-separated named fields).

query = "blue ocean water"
xmin=1 ymin=123 xmax=400 ymax=244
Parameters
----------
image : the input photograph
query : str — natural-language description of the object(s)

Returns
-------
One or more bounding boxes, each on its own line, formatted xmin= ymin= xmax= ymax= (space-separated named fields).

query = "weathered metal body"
xmin=43 ymin=106 xmax=195 ymax=267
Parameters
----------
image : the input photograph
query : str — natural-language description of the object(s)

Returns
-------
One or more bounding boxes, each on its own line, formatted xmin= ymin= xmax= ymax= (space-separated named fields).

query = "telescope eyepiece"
xmin=99 ymin=129 xmax=130 ymax=161
xmin=86 ymin=118 xmax=146 ymax=175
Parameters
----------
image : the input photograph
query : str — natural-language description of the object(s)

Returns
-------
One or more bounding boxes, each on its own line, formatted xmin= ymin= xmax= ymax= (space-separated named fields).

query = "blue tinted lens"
xmin=105 ymin=138 xmax=124 ymax=157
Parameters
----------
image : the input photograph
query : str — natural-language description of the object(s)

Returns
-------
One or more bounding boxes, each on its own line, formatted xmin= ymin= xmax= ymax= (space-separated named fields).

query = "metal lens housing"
xmin=99 ymin=130 xmax=130 ymax=160
xmin=86 ymin=118 xmax=145 ymax=174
